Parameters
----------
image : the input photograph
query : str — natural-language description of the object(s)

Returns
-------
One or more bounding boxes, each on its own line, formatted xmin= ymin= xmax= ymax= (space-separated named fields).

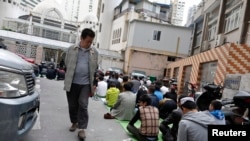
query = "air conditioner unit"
xmin=202 ymin=40 xmax=209 ymax=51
xmin=215 ymin=34 xmax=225 ymax=46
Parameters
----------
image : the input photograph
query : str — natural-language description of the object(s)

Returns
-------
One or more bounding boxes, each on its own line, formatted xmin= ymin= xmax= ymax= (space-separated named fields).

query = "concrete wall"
xmin=128 ymin=20 xmax=192 ymax=55
xmin=0 ymin=1 xmax=29 ymax=28
xmin=98 ymin=56 xmax=123 ymax=73
xmin=110 ymin=14 xmax=128 ymax=51
xmin=223 ymin=73 xmax=250 ymax=99
xmin=128 ymin=50 xmax=169 ymax=78
xmin=97 ymin=0 xmax=122 ymax=50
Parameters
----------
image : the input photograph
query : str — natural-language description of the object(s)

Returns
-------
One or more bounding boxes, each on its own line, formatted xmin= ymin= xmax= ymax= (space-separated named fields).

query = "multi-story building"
xmin=0 ymin=0 xmax=123 ymax=70
xmin=0 ymin=0 xmax=33 ymax=28
xmin=185 ymin=5 xmax=197 ymax=27
xmin=150 ymin=0 xmax=171 ymax=4
xmin=97 ymin=0 xmax=192 ymax=77
xmin=171 ymin=0 xmax=186 ymax=26
xmin=165 ymin=0 xmax=250 ymax=95
xmin=19 ymin=0 xmax=44 ymax=10
xmin=0 ymin=0 xmax=77 ymax=65
xmin=64 ymin=0 xmax=99 ymax=22
xmin=96 ymin=0 xmax=122 ymax=50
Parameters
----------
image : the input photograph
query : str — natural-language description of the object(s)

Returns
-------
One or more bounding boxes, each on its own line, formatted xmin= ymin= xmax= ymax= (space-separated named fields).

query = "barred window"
xmin=208 ymin=23 xmax=216 ymax=40
xmin=43 ymin=29 xmax=60 ymax=40
xmin=153 ymin=30 xmax=161 ymax=41
xmin=62 ymin=33 xmax=70 ymax=42
xmin=30 ymin=45 xmax=37 ymax=58
xmin=224 ymin=6 xmax=241 ymax=33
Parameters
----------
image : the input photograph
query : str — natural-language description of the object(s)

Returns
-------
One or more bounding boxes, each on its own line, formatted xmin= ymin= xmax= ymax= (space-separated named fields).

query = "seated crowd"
xmin=93 ymin=71 xmax=226 ymax=141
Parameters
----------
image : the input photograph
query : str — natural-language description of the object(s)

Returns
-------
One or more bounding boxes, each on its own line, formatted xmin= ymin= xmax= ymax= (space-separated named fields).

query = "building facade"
xmin=97 ymin=0 xmax=191 ymax=77
xmin=0 ymin=0 xmax=124 ymax=71
xmin=165 ymin=0 xmax=250 ymax=94
xmin=0 ymin=0 xmax=78 ymax=66
xmin=171 ymin=0 xmax=186 ymax=26
xmin=0 ymin=0 xmax=31 ymax=28
xmin=124 ymin=20 xmax=191 ymax=78
xmin=64 ymin=0 xmax=99 ymax=22
xmin=19 ymin=0 xmax=44 ymax=10
xmin=96 ymin=0 xmax=122 ymax=50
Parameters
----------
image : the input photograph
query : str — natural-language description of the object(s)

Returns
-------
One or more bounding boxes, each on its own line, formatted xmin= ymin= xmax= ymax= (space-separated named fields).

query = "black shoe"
xmin=69 ymin=123 xmax=77 ymax=132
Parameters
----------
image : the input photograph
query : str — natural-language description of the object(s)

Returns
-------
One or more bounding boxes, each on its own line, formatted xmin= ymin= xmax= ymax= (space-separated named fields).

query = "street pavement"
xmin=21 ymin=77 xmax=131 ymax=141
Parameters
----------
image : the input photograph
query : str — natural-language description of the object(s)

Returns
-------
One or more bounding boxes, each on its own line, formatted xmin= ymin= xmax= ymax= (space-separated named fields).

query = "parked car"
xmin=16 ymin=53 xmax=35 ymax=64
xmin=106 ymin=67 xmax=124 ymax=75
xmin=16 ymin=53 xmax=39 ymax=77
xmin=0 ymin=49 xmax=40 ymax=141
xmin=131 ymin=70 xmax=147 ymax=79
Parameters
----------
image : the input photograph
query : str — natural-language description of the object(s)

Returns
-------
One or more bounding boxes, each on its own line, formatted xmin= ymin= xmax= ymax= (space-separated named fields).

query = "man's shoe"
xmin=78 ymin=130 xmax=86 ymax=139
xmin=69 ymin=123 xmax=77 ymax=132
xmin=104 ymin=113 xmax=115 ymax=119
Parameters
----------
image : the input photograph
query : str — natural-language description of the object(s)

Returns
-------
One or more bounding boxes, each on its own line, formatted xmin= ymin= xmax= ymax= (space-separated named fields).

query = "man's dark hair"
xmin=133 ymin=75 xmax=138 ymax=80
xmin=114 ymin=72 xmax=119 ymax=79
xmin=154 ymin=80 xmax=162 ymax=91
xmin=139 ymin=94 xmax=151 ymax=105
xmin=148 ymin=84 xmax=155 ymax=93
xmin=98 ymin=75 xmax=104 ymax=81
xmin=81 ymin=28 xmax=95 ymax=39
xmin=210 ymin=100 xmax=222 ymax=110
xmin=124 ymin=82 xmax=133 ymax=91
xmin=110 ymin=82 xmax=116 ymax=88
xmin=122 ymin=75 xmax=129 ymax=82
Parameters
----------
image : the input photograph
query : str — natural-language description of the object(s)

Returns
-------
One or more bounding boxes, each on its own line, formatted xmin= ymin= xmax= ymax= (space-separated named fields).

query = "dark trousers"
xmin=66 ymin=83 xmax=90 ymax=129
xmin=127 ymin=124 xmax=158 ymax=141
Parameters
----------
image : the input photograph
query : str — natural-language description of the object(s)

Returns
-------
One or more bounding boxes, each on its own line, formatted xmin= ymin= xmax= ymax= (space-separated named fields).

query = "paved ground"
xmin=21 ymin=77 xmax=132 ymax=141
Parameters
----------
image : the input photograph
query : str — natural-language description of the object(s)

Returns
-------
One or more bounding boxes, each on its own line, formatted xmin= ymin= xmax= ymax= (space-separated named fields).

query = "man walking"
xmin=64 ymin=28 xmax=98 ymax=140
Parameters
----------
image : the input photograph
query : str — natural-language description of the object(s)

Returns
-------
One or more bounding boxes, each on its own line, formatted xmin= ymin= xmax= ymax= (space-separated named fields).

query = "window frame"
xmin=153 ymin=30 xmax=161 ymax=41
xmin=224 ymin=6 xmax=241 ymax=33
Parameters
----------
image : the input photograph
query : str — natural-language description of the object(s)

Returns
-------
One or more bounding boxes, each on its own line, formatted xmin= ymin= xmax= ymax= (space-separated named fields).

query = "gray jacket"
xmin=111 ymin=91 xmax=136 ymax=121
xmin=177 ymin=110 xmax=225 ymax=141
xmin=64 ymin=44 xmax=98 ymax=93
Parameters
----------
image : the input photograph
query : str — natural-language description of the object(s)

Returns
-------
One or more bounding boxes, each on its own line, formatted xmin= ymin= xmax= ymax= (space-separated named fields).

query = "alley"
xmin=21 ymin=77 xmax=131 ymax=141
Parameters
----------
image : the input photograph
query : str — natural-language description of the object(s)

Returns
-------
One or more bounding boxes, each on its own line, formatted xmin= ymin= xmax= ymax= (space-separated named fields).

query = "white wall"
xmin=0 ymin=1 xmax=29 ymax=28
xmin=97 ymin=0 xmax=122 ymax=50
xmin=128 ymin=20 xmax=192 ymax=55
xmin=99 ymin=56 xmax=123 ymax=72
xmin=64 ymin=0 xmax=99 ymax=22
xmin=109 ymin=15 xmax=128 ymax=51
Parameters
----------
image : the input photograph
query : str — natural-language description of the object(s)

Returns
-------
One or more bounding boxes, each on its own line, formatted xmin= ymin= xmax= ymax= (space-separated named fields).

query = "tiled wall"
xmin=226 ymin=44 xmax=250 ymax=74
xmin=166 ymin=43 xmax=250 ymax=94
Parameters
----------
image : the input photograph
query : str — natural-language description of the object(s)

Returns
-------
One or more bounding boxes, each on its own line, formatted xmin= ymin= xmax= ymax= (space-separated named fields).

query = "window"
xmin=99 ymin=23 xmax=102 ymax=32
xmin=102 ymin=3 xmax=104 ymax=13
xmin=194 ymin=32 xmax=201 ymax=47
xmin=200 ymin=62 xmax=217 ymax=90
xmin=112 ymin=28 xmax=122 ymax=45
xmin=42 ymin=29 xmax=59 ymax=40
xmin=167 ymin=56 xmax=176 ymax=62
xmin=62 ymin=33 xmax=70 ymax=42
xmin=224 ymin=6 xmax=241 ymax=33
xmin=152 ymin=5 xmax=156 ymax=12
xmin=153 ymin=30 xmax=161 ymax=41
xmin=207 ymin=23 xmax=216 ymax=40
xmin=173 ymin=67 xmax=179 ymax=79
